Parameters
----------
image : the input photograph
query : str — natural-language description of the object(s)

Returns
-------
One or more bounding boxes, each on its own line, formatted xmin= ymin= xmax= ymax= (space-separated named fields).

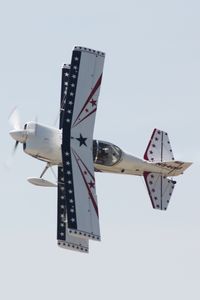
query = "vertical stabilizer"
xmin=144 ymin=129 xmax=174 ymax=162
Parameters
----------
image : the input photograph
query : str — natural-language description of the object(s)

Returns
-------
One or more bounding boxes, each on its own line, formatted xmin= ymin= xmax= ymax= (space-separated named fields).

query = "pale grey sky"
xmin=1 ymin=1 xmax=200 ymax=299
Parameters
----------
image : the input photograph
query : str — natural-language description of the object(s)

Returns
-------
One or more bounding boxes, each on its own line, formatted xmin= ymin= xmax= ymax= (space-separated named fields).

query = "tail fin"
xmin=143 ymin=129 xmax=192 ymax=210
xmin=144 ymin=128 xmax=174 ymax=162
xmin=143 ymin=128 xmax=175 ymax=210
xmin=144 ymin=172 xmax=176 ymax=210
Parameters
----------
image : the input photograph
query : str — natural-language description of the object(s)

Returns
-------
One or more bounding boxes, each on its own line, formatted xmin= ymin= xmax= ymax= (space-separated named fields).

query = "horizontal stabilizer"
xmin=154 ymin=161 xmax=192 ymax=176
xmin=144 ymin=172 xmax=176 ymax=210
xmin=144 ymin=129 xmax=174 ymax=162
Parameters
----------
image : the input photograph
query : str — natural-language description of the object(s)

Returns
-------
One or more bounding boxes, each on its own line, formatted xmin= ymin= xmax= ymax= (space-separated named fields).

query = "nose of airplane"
xmin=9 ymin=129 xmax=27 ymax=143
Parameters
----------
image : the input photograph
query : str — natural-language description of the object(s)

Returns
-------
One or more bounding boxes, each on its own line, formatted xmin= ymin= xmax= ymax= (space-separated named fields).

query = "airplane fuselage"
xmin=21 ymin=122 xmax=186 ymax=177
xmin=23 ymin=122 xmax=62 ymax=165
xmin=8 ymin=46 xmax=192 ymax=251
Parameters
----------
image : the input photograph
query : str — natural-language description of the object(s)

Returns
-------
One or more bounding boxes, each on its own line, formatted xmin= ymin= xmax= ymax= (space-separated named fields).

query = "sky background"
xmin=1 ymin=0 xmax=200 ymax=299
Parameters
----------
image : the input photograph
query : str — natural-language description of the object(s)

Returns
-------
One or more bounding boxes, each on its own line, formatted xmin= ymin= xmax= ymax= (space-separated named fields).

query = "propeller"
xmin=9 ymin=107 xmax=38 ymax=152
xmin=13 ymin=141 xmax=19 ymax=154
xmin=5 ymin=127 xmax=20 ymax=169
xmin=8 ymin=107 xmax=26 ymax=154
xmin=8 ymin=106 xmax=21 ymax=130
xmin=7 ymin=107 xmax=38 ymax=169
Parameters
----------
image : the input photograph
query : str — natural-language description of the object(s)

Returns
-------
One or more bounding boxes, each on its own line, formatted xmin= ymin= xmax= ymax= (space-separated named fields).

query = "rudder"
xmin=144 ymin=128 xmax=174 ymax=162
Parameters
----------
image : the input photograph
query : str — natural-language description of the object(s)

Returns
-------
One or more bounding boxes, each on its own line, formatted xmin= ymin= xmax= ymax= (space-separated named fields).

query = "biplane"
xmin=9 ymin=46 xmax=192 ymax=253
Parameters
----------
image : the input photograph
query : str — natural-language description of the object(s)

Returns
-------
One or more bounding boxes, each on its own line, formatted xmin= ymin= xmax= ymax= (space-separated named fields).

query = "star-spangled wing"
xmin=61 ymin=46 xmax=105 ymax=242
xmin=57 ymin=64 xmax=89 ymax=252
xmin=57 ymin=167 xmax=89 ymax=253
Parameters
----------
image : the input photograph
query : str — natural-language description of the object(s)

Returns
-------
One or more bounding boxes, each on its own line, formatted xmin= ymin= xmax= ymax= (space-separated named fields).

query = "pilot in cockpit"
xmin=93 ymin=140 xmax=121 ymax=166
xmin=98 ymin=146 xmax=110 ymax=164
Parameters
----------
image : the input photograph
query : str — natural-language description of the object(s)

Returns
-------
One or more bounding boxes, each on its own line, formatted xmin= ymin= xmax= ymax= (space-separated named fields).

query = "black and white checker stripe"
xmin=59 ymin=64 xmax=70 ymax=129
xmin=61 ymin=49 xmax=82 ymax=230
xmin=57 ymin=63 xmax=71 ymax=241
xmin=57 ymin=167 xmax=66 ymax=240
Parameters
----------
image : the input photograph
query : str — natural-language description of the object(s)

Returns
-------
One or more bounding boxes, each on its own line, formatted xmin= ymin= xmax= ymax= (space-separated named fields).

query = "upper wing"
xmin=57 ymin=64 xmax=89 ymax=253
xmin=61 ymin=46 xmax=105 ymax=243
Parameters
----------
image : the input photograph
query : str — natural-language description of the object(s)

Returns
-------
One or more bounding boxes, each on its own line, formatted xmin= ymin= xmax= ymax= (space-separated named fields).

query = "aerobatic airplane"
xmin=9 ymin=46 xmax=192 ymax=253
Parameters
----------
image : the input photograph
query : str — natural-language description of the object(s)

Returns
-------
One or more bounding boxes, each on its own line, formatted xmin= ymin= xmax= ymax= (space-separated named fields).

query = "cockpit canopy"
xmin=93 ymin=140 xmax=122 ymax=166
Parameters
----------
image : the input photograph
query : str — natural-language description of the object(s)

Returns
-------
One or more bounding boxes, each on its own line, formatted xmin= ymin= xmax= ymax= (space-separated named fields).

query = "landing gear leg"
xmin=40 ymin=163 xmax=50 ymax=178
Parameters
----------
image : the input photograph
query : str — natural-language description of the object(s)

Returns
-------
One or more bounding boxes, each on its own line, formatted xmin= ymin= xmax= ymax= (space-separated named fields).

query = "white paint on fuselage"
xmin=94 ymin=152 xmax=183 ymax=176
xmin=23 ymin=123 xmax=188 ymax=177
xmin=24 ymin=122 xmax=62 ymax=165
